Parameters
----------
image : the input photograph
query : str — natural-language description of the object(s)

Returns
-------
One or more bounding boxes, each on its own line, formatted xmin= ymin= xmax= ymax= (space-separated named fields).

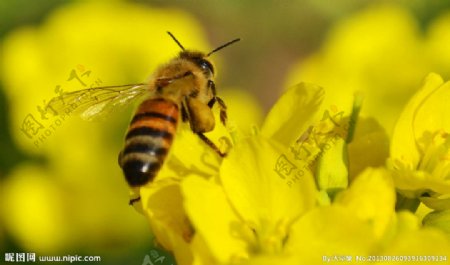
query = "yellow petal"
xmin=261 ymin=83 xmax=324 ymax=148
xmin=190 ymin=235 xmax=222 ymax=265
xmin=394 ymin=211 xmax=421 ymax=234
xmin=287 ymin=206 xmax=377 ymax=263
xmin=181 ymin=176 xmax=249 ymax=264
xmin=161 ymin=123 xmax=225 ymax=181
xmin=347 ymin=117 xmax=390 ymax=181
xmin=220 ymin=136 xmax=317 ymax=236
xmin=390 ymin=169 xmax=450 ymax=198
xmin=390 ymin=73 xmax=444 ymax=168
xmin=335 ymin=167 xmax=396 ymax=238
xmin=413 ymin=79 xmax=450 ymax=146
xmin=140 ymin=181 xmax=193 ymax=254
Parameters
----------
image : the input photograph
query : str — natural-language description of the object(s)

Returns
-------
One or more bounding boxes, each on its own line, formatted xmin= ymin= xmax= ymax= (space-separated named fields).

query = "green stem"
xmin=346 ymin=92 xmax=364 ymax=143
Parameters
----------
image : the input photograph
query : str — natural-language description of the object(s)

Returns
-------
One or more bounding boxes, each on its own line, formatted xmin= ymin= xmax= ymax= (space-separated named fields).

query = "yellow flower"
xmin=172 ymin=84 xmax=387 ymax=264
xmin=182 ymin=136 xmax=317 ymax=264
xmin=389 ymin=73 xmax=450 ymax=210
xmin=139 ymin=80 xmax=450 ymax=265
xmin=388 ymin=73 xmax=450 ymax=242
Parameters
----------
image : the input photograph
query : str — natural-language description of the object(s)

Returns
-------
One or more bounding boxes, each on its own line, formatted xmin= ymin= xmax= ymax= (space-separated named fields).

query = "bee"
xmin=47 ymin=32 xmax=240 ymax=204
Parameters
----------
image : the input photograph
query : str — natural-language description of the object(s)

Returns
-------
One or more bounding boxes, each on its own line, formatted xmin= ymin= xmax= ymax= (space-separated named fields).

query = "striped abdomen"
xmin=119 ymin=98 xmax=179 ymax=187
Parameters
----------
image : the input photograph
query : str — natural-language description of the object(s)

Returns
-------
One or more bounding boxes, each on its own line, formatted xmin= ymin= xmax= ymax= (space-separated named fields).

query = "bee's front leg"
xmin=206 ymin=80 xmax=227 ymax=126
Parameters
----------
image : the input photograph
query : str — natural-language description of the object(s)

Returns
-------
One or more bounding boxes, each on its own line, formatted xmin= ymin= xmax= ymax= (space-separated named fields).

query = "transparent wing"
xmin=46 ymin=83 xmax=151 ymax=121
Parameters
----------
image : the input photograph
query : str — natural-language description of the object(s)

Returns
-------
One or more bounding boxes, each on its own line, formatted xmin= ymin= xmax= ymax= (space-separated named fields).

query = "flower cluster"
xmin=134 ymin=74 xmax=450 ymax=265
xmin=389 ymin=73 xmax=450 ymax=224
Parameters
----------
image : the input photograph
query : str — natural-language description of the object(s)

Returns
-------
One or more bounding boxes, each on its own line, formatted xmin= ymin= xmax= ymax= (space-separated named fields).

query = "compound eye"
xmin=198 ymin=59 xmax=214 ymax=75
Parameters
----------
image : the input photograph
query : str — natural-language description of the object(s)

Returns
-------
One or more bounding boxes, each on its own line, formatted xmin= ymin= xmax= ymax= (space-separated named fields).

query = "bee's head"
xmin=167 ymin=31 xmax=240 ymax=78
xmin=179 ymin=51 xmax=215 ymax=77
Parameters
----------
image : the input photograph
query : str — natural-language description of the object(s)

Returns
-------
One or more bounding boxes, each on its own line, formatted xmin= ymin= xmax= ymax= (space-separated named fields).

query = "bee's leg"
xmin=208 ymin=96 xmax=227 ymax=126
xmin=216 ymin=97 xmax=227 ymax=126
xmin=207 ymin=80 xmax=217 ymax=109
xmin=197 ymin=133 xmax=227 ymax=157
xmin=207 ymin=80 xmax=227 ymax=126
xmin=207 ymin=97 xmax=216 ymax=108
xmin=129 ymin=197 xmax=141 ymax=205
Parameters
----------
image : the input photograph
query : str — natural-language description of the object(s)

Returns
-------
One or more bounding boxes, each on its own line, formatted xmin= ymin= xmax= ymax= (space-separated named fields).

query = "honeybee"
xmin=47 ymin=32 xmax=240 ymax=204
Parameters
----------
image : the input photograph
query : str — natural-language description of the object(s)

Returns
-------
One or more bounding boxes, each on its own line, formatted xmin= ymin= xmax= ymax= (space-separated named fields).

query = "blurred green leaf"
xmin=0 ymin=0 xmax=71 ymax=37
xmin=0 ymin=86 xmax=29 ymax=176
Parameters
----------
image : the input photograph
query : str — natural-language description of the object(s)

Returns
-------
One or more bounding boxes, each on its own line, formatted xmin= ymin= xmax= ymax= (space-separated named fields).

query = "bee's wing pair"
xmin=46 ymin=83 xmax=151 ymax=121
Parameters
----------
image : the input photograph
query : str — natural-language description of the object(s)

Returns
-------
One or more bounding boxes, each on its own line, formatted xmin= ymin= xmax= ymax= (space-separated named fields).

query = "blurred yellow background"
xmin=1 ymin=0 xmax=450 ymax=264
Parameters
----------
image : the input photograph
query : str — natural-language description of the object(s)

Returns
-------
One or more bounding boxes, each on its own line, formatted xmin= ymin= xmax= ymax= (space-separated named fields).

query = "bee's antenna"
xmin=207 ymin=38 xmax=240 ymax=57
xmin=167 ymin=31 xmax=185 ymax=51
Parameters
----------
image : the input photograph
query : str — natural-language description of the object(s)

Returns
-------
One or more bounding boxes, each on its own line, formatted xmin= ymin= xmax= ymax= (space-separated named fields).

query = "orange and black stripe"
xmin=119 ymin=98 xmax=179 ymax=186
